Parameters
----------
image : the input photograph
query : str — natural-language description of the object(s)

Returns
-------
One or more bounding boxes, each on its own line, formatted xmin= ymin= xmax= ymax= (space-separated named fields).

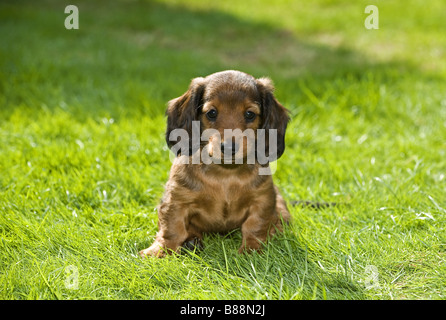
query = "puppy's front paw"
xmin=238 ymin=238 xmax=263 ymax=254
xmin=139 ymin=241 xmax=166 ymax=258
xmin=238 ymin=245 xmax=262 ymax=255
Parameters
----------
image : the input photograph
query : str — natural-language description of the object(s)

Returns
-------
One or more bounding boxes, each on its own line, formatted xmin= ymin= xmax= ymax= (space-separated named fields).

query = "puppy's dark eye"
xmin=244 ymin=111 xmax=256 ymax=121
xmin=206 ymin=109 xmax=218 ymax=121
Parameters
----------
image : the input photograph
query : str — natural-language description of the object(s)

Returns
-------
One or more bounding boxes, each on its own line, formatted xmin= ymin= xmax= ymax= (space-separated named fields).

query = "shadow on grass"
xmin=184 ymin=230 xmax=368 ymax=299
xmin=1 ymin=0 xmax=419 ymax=119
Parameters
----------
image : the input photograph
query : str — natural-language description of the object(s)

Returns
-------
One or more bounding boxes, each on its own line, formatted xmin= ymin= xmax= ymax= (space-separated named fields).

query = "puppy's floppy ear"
xmin=165 ymin=77 xmax=206 ymax=153
xmin=256 ymin=77 xmax=290 ymax=161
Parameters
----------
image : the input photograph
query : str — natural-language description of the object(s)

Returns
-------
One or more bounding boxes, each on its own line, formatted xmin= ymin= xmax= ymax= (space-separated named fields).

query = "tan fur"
xmin=140 ymin=70 xmax=290 ymax=257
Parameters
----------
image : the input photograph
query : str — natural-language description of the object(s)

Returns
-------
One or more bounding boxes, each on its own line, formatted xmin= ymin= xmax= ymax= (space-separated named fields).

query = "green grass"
xmin=1 ymin=0 xmax=446 ymax=300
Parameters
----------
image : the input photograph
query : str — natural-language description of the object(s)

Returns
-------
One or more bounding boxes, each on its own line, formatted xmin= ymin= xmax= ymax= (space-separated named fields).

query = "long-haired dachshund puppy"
xmin=140 ymin=70 xmax=291 ymax=257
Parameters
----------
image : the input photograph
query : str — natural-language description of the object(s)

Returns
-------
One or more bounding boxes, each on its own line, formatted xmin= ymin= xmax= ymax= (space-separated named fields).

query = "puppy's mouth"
xmin=205 ymin=136 xmax=255 ymax=165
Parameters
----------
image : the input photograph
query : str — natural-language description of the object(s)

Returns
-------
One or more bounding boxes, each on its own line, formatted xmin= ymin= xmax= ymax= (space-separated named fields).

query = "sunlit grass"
xmin=1 ymin=0 xmax=445 ymax=300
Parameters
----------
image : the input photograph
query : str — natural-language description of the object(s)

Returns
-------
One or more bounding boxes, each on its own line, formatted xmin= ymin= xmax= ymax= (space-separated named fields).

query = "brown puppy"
xmin=140 ymin=70 xmax=290 ymax=257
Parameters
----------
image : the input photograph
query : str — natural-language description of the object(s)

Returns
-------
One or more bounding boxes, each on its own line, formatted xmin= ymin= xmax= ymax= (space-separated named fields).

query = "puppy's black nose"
xmin=221 ymin=141 xmax=239 ymax=155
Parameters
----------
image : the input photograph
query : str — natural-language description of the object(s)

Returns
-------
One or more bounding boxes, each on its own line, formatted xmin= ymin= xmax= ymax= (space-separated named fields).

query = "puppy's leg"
xmin=238 ymin=203 xmax=278 ymax=254
xmin=239 ymin=189 xmax=290 ymax=254
xmin=139 ymin=205 xmax=189 ymax=258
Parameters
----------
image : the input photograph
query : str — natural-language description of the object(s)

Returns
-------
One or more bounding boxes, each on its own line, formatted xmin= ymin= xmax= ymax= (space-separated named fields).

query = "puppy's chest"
xmin=173 ymin=165 xmax=265 ymax=229
xmin=200 ymin=180 xmax=250 ymax=212
xmin=191 ymin=180 xmax=253 ymax=226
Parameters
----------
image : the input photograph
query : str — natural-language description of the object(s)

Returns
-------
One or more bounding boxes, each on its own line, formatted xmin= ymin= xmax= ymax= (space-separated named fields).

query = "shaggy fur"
xmin=140 ymin=70 xmax=290 ymax=257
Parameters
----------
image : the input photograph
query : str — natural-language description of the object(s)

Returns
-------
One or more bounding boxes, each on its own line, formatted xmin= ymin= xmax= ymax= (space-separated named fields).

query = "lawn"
xmin=1 ymin=0 xmax=445 ymax=300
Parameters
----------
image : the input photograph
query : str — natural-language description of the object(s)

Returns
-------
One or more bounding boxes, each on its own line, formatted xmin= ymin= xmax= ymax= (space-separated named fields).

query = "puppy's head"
xmin=166 ymin=70 xmax=289 ymax=163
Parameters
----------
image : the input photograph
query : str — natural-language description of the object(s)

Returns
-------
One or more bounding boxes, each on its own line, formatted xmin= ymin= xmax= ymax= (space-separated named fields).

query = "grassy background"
xmin=1 ymin=0 xmax=445 ymax=299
